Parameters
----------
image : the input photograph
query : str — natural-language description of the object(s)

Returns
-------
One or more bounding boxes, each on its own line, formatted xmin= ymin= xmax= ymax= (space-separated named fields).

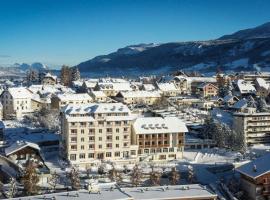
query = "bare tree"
xmin=21 ymin=161 xmax=40 ymax=195
xmin=7 ymin=177 xmax=17 ymax=198
xmin=130 ymin=164 xmax=143 ymax=187
xmin=149 ymin=166 xmax=161 ymax=186
xmin=187 ymin=166 xmax=195 ymax=184
xmin=108 ymin=165 xmax=122 ymax=183
xmin=169 ymin=167 xmax=180 ymax=185
xmin=68 ymin=167 xmax=81 ymax=190
xmin=48 ymin=171 xmax=60 ymax=191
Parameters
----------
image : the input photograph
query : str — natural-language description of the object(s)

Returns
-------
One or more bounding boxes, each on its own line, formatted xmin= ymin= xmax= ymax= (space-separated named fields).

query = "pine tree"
xmin=169 ymin=167 xmax=180 ymax=185
xmin=60 ymin=65 xmax=70 ymax=86
xmin=108 ymin=166 xmax=122 ymax=183
xmin=71 ymin=67 xmax=80 ymax=82
xmin=21 ymin=161 xmax=40 ymax=195
xmin=68 ymin=167 xmax=81 ymax=190
xmin=130 ymin=164 xmax=143 ymax=187
xmin=149 ymin=166 xmax=161 ymax=186
xmin=48 ymin=171 xmax=60 ymax=191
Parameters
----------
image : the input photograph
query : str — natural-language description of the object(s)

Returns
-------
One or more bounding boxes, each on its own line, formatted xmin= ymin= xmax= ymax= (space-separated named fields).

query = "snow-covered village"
xmin=0 ymin=66 xmax=269 ymax=200
xmin=2 ymin=1 xmax=270 ymax=199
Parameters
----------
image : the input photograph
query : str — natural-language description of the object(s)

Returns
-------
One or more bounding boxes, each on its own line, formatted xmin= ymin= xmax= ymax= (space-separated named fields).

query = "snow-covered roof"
xmin=62 ymin=103 xmax=130 ymax=115
xmin=90 ymin=91 xmax=107 ymax=98
xmin=119 ymin=90 xmax=161 ymax=98
xmin=83 ymin=80 xmax=98 ymax=88
xmin=44 ymin=72 xmax=57 ymax=81
xmin=98 ymin=82 xmax=133 ymax=91
xmin=5 ymin=141 xmax=40 ymax=156
xmin=142 ymin=84 xmax=156 ymax=91
xmin=236 ymin=153 xmax=270 ymax=179
xmin=10 ymin=184 xmax=216 ymax=200
xmin=157 ymin=82 xmax=178 ymax=91
xmin=255 ymin=78 xmax=270 ymax=90
xmin=133 ymin=117 xmax=188 ymax=134
xmin=7 ymin=87 xmax=33 ymax=99
xmin=233 ymin=98 xmax=248 ymax=109
xmin=56 ymin=93 xmax=92 ymax=101
xmin=236 ymin=79 xmax=256 ymax=94
xmin=186 ymin=77 xmax=216 ymax=83
xmin=123 ymin=184 xmax=217 ymax=200
xmin=223 ymin=95 xmax=239 ymax=103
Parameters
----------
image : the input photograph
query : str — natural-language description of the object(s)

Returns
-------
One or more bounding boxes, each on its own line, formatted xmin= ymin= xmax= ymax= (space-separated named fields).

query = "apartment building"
xmin=94 ymin=82 xmax=133 ymax=97
xmin=236 ymin=153 xmax=270 ymax=200
xmin=61 ymin=103 xmax=138 ymax=167
xmin=51 ymin=93 xmax=93 ymax=110
xmin=132 ymin=117 xmax=188 ymax=161
xmin=0 ymin=87 xmax=33 ymax=119
xmin=233 ymin=108 xmax=270 ymax=146
xmin=115 ymin=91 xmax=161 ymax=105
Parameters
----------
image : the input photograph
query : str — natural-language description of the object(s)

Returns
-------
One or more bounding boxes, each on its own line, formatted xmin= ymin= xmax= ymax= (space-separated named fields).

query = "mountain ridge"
xmin=77 ymin=22 xmax=270 ymax=76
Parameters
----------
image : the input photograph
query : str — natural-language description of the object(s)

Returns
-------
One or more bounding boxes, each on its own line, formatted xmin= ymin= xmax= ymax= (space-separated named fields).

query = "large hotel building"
xmin=61 ymin=103 xmax=188 ymax=166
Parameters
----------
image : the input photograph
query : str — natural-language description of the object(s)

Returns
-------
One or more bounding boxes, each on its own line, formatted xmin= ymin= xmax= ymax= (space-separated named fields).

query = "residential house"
xmin=196 ymin=83 xmax=218 ymax=98
xmin=115 ymin=91 xmax=161 ymax=105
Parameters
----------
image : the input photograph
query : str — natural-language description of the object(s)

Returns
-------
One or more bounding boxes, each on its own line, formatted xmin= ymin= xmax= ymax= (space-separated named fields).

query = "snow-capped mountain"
xmin=14 ymin=62 xmax=48 ymax=71
xmin=77 ymin=22 xmax=270 ymax=76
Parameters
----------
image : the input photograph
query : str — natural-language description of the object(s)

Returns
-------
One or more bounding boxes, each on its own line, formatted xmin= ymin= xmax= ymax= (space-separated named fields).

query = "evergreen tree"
xmin=21 ymin=161 xmax=40 ymax=195
xmin=130 ymin=164 xmax=143 ymax=187
xmin=71 ymin=67 xmax=80 ymax=82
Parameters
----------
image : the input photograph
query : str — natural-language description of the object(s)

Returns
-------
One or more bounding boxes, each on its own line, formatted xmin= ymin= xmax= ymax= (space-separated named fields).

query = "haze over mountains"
xmin=77 ymin=22 xmax=270 ymax=76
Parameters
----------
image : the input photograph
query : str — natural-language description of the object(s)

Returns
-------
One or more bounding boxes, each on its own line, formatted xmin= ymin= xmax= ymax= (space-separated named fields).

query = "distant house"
xmin=223 ymin=95 xmax=239 ymax=106
xmin=236 ymin=79 xmax=256 ymax=96
xmin=197 ymin=83 xmax=218 ymax=98
xmin=5 ymin=141 xmax=49 ymax=173
xmin=89 ymin=91 xmax=108 ymax=102
xmin=41 ymin=72 xmax=57 ymax=85
xmin=236 ymin=153 xmax=270 ymax=200
xmin=0 ymin=87 xmax=33 ymax=119
xmin=115 ymin=90 xmax=161 ymax=105
xmin=95 ymin=82 xmax=133 ymax=97
xmin=156 ymin=82 xmax=180 ymax=97
xmin=51 ymin=93 xmax=93 ymax=110
xmin=82 ymin=79 xmax=98 ymax=93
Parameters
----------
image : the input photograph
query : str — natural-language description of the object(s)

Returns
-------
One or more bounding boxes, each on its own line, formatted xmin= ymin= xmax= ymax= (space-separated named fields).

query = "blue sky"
xmin=0 ymin=0 xmax=270 ymax=68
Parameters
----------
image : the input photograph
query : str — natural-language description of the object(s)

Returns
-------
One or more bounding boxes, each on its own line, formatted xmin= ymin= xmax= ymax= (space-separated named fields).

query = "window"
xmin=115 ymin=152 xmax=120 ymax=157
xmin=106 ymin=152 xmax=112 ymax=157
xmin=81 ymin=129 xmax=85 ymax=134
xmin=98 ymin=121 xmax=104 ymax=125
xmin=116 ymin=136 xmax=119 ymax=140
xmin=71 ymin=137 xmax=77 ymax=142
xmin=98 ymin=145 xmax=102 ymax=149
xmin=89 ymin=129 xmax=95 ymax=134
xmin=88 ymin=153 xmax=94 ymax=158
xmin=79 ymin=153 xmax=85 ymax=159
xmin=115 ymin=121 xmax=121 ymax=126
xmin=116 ymin=144 xmax=119 ymax=148
xmin=81 ymin=138 xmax=84 ymax=142
xmin=99 ymin=137 xmax=102 ymax=141
xmin=124 ymin=128 xmax=128 ymax=132
xmin=99 ymin=129 xmax=102 ymax=133
xmin=89 ymin=144 xmax=94 ymax=149
xmin=89 ymin=122 xmax=93 ymax=126
xmin=89 ymin=136 xmax=95 ymax=141
xmin=116 ymin=128 xmax=119 ymax=133
xmin=107 ymin=128 xmax=112 ymax=133
xmin=106 ymin=143 xmax=112 ymax=148
xmin=70 ymin=154 xmax=76 ymax=161
xmin=71 ymin=145 xmax=77 ymax=150
xmin=131 ymin=150 xmax=136 ymax=155
xmin=81 ymin=145 xmax=84 ymax=150
xmin=107 ymin=135 xmax=112 ymax=140
xmin=71 ymin=129 xmax=77 ymax=134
